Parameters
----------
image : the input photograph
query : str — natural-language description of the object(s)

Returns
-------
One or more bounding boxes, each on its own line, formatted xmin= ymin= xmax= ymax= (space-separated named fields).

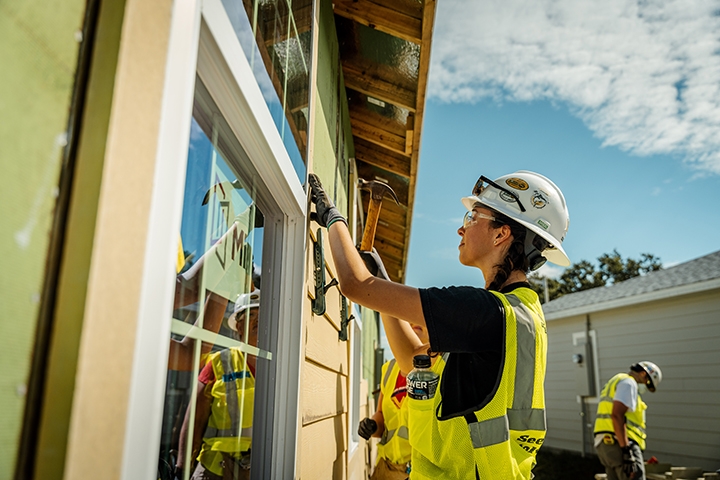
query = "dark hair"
xmin=486 ymin=211 xmax=529 ymax=291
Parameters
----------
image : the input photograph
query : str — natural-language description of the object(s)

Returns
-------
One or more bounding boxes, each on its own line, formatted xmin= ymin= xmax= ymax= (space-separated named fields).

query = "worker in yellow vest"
xmin=176 ymin=290 xmax=260 ymax=480
xmin=594 ymin=361 xmax=662 ymax=480
xmin=358 ymin=325 xmax=436 ymax=480
xmin=309 ymin=171 xmax=570 ymax=479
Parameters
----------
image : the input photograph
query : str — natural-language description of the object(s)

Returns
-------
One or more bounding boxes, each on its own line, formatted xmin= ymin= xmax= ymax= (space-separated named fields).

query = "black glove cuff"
xmin=325 ymin=208 xmax=347 ymax=228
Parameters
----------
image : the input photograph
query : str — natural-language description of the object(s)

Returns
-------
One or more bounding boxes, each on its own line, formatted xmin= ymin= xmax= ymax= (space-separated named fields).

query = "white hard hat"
xmin=228 ymin=289 xmax=260 ymax=332
xmin=462 ymin=171 xmax=571 ymax=267
xmin=632 ymin=361 xmax=662 ymax=392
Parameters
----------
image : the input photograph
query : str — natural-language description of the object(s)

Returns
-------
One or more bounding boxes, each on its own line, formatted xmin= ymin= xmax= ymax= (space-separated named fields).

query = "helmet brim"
xmin=462 ymin=196 xmax=571 ymax=267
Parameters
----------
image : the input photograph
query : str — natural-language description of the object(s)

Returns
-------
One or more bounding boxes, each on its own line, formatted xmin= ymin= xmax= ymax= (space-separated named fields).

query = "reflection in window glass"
xmin=157 ymin=98 xmax=272 ymax=480
xmin=221 ymin=0 xmax=313 ymax=180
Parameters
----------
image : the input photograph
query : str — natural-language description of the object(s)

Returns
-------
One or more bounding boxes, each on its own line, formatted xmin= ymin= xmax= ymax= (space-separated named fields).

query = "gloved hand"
xmin=358 ymin=248 xmax=390 ymax=281
xmin=308 ymin=174 xmax=347 ymax=228
xmin=621 ymin=445 xmax=640 ymax=479
xmin=358 ymin=417 xmax=378 ymax=440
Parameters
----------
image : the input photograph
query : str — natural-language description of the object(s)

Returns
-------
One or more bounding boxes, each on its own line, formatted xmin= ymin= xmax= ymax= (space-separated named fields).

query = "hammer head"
xmin=357 ymin=178 xmax=399 ymax=204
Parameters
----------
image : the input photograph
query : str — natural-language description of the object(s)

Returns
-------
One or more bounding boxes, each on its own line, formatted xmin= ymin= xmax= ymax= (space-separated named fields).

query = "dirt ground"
xmin=532 ymin=448 xmax=605 ymax=480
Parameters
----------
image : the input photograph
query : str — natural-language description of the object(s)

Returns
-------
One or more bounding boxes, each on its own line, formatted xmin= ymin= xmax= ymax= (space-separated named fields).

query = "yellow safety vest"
xmin=198 ymin=348 xmax=255 ymax=476
xmin=377 ymin=359 xmax=412 ymax=465
xmin=408 ymin=287 xmax=547 ymax=480
xmin=593 ymin=373 xmax=647 ymax=450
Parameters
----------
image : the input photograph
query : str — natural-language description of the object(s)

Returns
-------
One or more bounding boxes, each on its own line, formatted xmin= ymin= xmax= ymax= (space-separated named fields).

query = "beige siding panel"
xmin=302 ymin=360 xmax=348 ymax=424
xmin=545 ymin=289 xmax=720 ymax=470
xmin=305 ymin=297 xmax=349 ymax=375
xmin=305 ymin=231 xmax=343 ymax=330
xmin=300 ymin=414 xmax=347 ymax=480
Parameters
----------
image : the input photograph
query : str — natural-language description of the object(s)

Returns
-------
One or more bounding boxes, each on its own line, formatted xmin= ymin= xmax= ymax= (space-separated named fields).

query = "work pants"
xmin=371 ymin=456 xmax=409 ymax=480
xmin=595 ymin=440 xmax=645 ymax=480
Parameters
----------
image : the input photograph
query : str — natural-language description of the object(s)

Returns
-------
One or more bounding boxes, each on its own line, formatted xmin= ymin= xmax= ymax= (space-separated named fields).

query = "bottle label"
xmin=407 ymin=376 xmax=439 ymax=400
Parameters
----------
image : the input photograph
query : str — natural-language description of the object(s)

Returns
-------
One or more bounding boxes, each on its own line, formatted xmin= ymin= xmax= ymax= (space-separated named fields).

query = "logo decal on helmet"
xmin=537 ymin=218 xmax=550 ymax=230
xmin=499 ymin=190 xmax=517 ymax=203
xmin=531 ymin=190 xmax=548 ymax=209
xmin=506 ymin=177 xmax=529 ymax=190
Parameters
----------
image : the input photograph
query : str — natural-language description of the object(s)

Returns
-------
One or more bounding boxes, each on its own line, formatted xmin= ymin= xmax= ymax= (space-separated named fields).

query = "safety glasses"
xmin=462 ymin=210 xmax=498 ymax=228
xmin=472 ymin=175 xmax=526 ymax=212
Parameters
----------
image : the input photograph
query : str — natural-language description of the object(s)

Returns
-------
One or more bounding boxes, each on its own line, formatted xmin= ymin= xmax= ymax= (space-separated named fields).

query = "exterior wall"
xmin=0 ymin=1 xmax=85 ymax=475
xmin=299 ymin=0 xmax=367 ymax=478
xmin=545 ymin=288 xmax=720 ymax=471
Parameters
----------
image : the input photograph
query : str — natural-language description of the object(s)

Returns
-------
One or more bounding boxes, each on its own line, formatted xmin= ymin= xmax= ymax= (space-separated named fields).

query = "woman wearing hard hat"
xmin=308 ymin=171 xmax=570 ymax=479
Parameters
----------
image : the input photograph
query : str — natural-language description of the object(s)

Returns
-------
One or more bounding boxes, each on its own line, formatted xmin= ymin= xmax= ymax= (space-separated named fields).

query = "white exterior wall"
xmin=545 ymin=288 xmax=720 ymax=471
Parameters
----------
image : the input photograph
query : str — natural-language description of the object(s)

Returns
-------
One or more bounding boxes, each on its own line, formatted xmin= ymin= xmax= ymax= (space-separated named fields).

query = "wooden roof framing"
xmin=334 ymin=0 xmax=437 ymax=283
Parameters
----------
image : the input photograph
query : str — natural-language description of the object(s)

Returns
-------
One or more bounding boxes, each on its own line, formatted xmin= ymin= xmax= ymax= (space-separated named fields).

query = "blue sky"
xmin=405 ymin=0 xmax=720 ymax=288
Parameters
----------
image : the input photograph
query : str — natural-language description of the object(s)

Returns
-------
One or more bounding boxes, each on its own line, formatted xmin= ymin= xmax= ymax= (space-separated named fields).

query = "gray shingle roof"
xmin=543 ymin=249 xmax=720 ymax=315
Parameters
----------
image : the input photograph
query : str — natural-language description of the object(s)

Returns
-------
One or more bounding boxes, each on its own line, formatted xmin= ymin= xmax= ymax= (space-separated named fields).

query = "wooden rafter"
xmin=350 ymin=113 xmax=407 ymax=155
xmin=354 ymin=138 xmax=411 ymax=178
xmin=262 ymin=2 xmax=313 ymax=46
xmin=333 ymin=0 xmax=422 ymax=44
xmin=342 ymin=57 xmax=417 ymax=112
xmin=400 ymin=0 xmax=436 ymax=281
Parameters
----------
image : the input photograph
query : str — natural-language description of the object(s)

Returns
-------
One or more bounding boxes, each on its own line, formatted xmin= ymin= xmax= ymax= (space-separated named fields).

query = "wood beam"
xmin=342 ymin=58 xmax=417 ymax=112
xmin=333 ymin=0 xmax=422 ymax=44
xmin=262 ymin=2 xmax=313 ymax=46
xmin=350 ymin=113 xmax=407 ymax=155
xmin=400 ymin=0 xmax=436 ymax=283
xmin=354 ymin=138 xmax=410 ymax=178
xmin=375 ymin=223 xmax=405 ymax=248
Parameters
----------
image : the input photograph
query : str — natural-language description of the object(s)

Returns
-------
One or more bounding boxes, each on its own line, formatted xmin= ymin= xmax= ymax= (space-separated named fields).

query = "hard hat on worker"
xmin=631 ymin=361 xmax=662 ymax=392
xmin=228 ymin=289 xmax=261 ymax=332
xmin=462 ymin=171 xmax=570 ymax=269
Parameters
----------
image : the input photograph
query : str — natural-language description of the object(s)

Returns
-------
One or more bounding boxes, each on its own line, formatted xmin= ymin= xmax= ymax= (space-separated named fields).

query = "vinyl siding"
xmin=544 ymin=288 xmax=720 ymax=471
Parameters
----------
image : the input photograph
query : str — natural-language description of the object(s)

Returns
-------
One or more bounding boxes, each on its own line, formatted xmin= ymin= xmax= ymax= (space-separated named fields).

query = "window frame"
xmin=120 ymin=0 xmax=307 ymax=478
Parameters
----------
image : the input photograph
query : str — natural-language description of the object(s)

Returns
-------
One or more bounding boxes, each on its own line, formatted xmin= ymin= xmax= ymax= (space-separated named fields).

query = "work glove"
xmin=621 ymin=445 xmax=640 ymax=479
xmin=358 ymin=417 xmax=378 ymax=440
xmin=308 ymin=174 xmax=347 ymax=228
xmin=358 ymin=248 xmax=390 ymax=281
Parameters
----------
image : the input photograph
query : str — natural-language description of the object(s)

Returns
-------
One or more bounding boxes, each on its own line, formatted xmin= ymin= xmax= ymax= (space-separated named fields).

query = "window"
xmin=157 ymin=78 xmax=272 ymax=480
xmin=220 ymin=0 xmax=313 ymax=180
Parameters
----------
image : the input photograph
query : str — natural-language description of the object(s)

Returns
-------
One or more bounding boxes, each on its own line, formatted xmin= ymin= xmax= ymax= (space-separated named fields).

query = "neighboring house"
xmin=542 ymin=250 xmax=720 ymax=472
xmin=2 ymin=1 xmax=436 ymax=479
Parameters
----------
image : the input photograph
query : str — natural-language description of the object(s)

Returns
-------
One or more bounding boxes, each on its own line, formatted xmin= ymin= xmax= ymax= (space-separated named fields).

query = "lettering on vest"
xmin=222 ymin=370 xmax=252 ymax=383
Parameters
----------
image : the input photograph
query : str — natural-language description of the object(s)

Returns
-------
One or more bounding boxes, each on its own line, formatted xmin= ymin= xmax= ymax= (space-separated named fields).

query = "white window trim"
xmin=348 ymin=304 xmax=363 ymax=456
xmin=122 ymin=0 xmax=307 ymax=477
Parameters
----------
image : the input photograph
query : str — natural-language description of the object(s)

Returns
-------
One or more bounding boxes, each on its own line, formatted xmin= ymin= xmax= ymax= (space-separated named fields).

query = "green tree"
xmin=529 ymin=250 xmax=662 ymax=303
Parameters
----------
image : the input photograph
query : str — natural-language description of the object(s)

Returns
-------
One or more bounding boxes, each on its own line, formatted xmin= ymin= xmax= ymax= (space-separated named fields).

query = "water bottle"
xmin=407 ymin=354 xmax=439 ymax=400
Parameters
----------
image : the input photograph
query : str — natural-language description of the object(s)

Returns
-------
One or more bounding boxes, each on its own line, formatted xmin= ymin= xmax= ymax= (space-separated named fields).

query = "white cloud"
xmin=429 ymin=0 xmax=720 ymax=174
xmin=536 ymin=263 xmax=564 ymax=279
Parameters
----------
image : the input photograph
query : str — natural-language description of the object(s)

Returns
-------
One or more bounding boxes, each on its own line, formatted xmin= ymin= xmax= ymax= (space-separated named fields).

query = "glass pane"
xmin=221 ymin=0 xmax=313 ymax=180
xmin=157 ymin=86 xmax=272 ymax=480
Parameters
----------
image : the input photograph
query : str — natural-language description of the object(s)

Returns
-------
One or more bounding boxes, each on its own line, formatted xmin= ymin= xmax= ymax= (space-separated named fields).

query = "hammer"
xmin=358 ymin=178 xmax=399 ymax=251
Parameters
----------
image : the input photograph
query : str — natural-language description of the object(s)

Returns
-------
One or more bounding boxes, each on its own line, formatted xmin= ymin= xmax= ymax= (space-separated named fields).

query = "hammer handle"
xmin=360 ymin=197 xmax=383 ymax=251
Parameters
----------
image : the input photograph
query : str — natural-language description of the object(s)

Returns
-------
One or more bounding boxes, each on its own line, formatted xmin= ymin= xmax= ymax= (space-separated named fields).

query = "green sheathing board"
xmin=311 ymin=0 xmax=353 ymax=214
xmin=312 ymin=0 xmax=381 ymax=407
xmin=0 ymin=1 xmax=85 ymax=475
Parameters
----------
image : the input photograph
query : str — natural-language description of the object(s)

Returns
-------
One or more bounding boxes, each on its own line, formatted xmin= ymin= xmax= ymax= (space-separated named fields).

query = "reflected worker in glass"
xmin=175 ymin=290 xmax=260 ymax=480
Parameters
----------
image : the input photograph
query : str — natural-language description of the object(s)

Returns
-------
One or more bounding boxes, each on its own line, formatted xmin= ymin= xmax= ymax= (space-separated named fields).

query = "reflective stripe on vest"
xmin=380 ymin=425 xmax=409 ymax=445
xmin=467 ymin=294 xmax=546 ymax=449
xmin=383 ymin=359 xmax=396 ymax=389
xmin=203 ymin=350 xmax=254 ymax=440
xmin=594 ymin=374 xmax=647 ymax=449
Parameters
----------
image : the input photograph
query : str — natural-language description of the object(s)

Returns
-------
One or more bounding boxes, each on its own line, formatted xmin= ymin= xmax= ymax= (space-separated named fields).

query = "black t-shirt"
xmin=419 ymin=282 xmax=532 ymax=420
